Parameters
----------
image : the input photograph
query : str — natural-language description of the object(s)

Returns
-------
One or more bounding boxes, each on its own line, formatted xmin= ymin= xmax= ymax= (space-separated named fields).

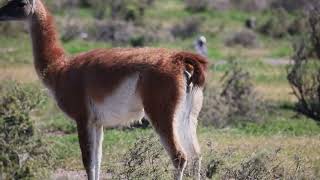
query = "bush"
xmin=90 ymin=19 xmax=172 ymax=46
xmin=109 ymin=134 xmax=317 ymax=179
xmin=257 ymin=9 xmax=312 ymax=38
xmin=287 ymin=7 xmax=320 ymax=121
xmin=222 ymin=154 xmax=271 ymax=179
xmin=170 ymin=17 xmax=202 ymax=39
xmin=257 ymin=9 xmax=291 ymax=39
xmin=207 ymin=0 xmax=270 ymax=12
xmin=0 ymin=22 xmax=27 ymax=37
xmin=225 ymin=30 xmax=259 ymax=48
xmin=0 ymin=81 xmax=51 ymax=179
xmin=45 ymin=0 xmax=80 ymax=13
xmin=129 ymin=36 xmax=146 ymax=47
xmin=111 ymin=135 xmax=207 ymax=179
xmin=91 ymin=0 xmax=152 ymax=21
xmin=61 ymin=18 xmax=87 ymax=42
xmin=288 ymin=51 xmax=320 ymax=121
xmin=220 ymin=151 xmax=315 ymax=179
xmin=287 ymin=17 xmax=308 ymax=36
xmin=79 ymin=0 xmax=91 ymax=7
xmin=231 ymin=0 xmax=270 ymax=12
xmin=208 ymin=0 xmax=233 ymax=11
xmin=204 ymin=142 xmax=317 ymax=179
xmin=91 ymin=20 xmax=136 ymax=44
xmin=271 ymin=0 xmax=320 ymax=12
xmin=200 ymin=62 xmax=269 ymax=127
xmin=111 ymin=135 xmax=172 ymax=179
xmin=185 ymin=0 xmax=208 ymax=12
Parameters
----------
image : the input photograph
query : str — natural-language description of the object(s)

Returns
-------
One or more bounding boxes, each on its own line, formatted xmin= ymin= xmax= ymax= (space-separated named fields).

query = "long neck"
xmin=29 ymin=0 xmax=66 ymax=85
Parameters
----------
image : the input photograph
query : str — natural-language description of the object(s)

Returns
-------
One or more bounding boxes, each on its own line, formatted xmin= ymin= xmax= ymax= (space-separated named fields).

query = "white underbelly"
xmin=89 ymin=73 xmax=144 ymax=127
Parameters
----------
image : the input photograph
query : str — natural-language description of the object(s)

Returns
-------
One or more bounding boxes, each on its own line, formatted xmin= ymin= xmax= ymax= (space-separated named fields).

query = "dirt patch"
xmin=263 ymin=58 xmax=292 ymax=66
xmin=52 ymin=169 xmax=111 ymax=180
xmin=52 ymin=169 xmax=87 ymax=180
xmin=46 ymin=130 xmax=69 ymax=137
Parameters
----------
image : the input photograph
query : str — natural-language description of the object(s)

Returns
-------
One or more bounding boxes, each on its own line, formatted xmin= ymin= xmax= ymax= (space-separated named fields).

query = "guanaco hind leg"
xmin=139 ymin=73 xmax=205 ymax=179
xmin=139 ymin=74 xmax=188 ymax=179
xmin=144 ymin=106 xmax=188 ymax=179
xmin=162 ymin=123 xmax=188 ymax=179
xmin=187 ymin=87 xmax=203 ymax=180
xmin=175 ymin=82 xmax=203 ymax=179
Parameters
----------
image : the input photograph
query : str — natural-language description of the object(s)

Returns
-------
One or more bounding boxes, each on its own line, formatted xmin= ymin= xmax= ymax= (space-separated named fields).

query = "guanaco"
xmin=0 ymin=0 xmax=208 ymax=179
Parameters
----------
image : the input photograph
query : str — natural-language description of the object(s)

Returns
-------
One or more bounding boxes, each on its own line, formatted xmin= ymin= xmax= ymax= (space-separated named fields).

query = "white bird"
xmin=194 ymin=35 xmax=208 ymax=57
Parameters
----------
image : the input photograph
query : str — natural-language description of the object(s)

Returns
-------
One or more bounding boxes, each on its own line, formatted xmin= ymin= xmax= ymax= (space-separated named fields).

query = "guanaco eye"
xmin=18 ymin=0 xmax=27 ymax=7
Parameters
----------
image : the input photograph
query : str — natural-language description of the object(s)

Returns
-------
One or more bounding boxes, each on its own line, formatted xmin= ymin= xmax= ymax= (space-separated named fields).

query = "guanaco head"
xmin=0 ymin=0 xmax=36 ymax=21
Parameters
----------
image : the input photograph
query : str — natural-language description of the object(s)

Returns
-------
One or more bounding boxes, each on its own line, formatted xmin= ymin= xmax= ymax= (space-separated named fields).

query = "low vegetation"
xmin=225 ymin=30 xmax=258 ymax=48
xmin=110 ymin=135 xmax=171 ymax=179
xmin=105 ymin=130 xmax=320 ymax=179
xmin=0 ymin=81 xmax=51 ymax=179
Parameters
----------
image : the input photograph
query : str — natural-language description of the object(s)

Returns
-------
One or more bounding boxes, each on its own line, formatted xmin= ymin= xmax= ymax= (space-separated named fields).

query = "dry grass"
xmin=200 ymin=130 xmax=320 ymax=179
xmin=219 ymin=44 xmax=270 ymax=60
xmin=255 ymin=84 xmax=295 ymax=102
xmin=200 ymin=132 xmax=320 ymax=159
xmin=0 ymin=65 xmax=38 ymax=83
xmin=47 ymin=130 xmax=320 ymax=179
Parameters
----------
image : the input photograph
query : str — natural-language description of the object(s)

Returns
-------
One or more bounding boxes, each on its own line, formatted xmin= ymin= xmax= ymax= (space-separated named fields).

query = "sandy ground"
xmin=52 ymin=169 xmax=87 ymax=180
xmin=52 ymin=169 xmax=111 ymax=180
xmin=263 ymin=58 xmax=292 ymax=66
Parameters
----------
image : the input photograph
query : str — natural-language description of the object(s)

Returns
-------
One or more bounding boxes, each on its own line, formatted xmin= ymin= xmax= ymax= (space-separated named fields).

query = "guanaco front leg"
xmin=94 ymin=125 xmax=104 ymax=180
xmin=77 ymin=121 xmax=94 ymax=180
xmin=77 ymin=120 xmax=104 ymax=180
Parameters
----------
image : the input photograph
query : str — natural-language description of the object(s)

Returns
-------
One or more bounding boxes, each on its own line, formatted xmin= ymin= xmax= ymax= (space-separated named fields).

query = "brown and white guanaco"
xmin=0 ymin=0 xmax=208 ymax=179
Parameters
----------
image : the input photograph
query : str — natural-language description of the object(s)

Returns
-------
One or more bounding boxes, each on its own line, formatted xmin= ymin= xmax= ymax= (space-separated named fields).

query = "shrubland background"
xmin=0 ymin=0 xmax=320 ymax=179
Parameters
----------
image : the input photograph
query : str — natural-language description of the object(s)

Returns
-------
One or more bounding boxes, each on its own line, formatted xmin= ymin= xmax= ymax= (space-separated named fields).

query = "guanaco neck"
xmin=29 ymin=0 xmax=66 ymax=86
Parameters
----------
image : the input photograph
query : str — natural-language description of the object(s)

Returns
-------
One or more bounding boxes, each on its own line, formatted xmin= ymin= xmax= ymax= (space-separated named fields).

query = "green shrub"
xmin=0 ymin=81 xmax=51 ymax=179
xmin=44 ymin=112 xmax=77 ymax=134
xmin=129 ymin=35 xmax=146 ymax=47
